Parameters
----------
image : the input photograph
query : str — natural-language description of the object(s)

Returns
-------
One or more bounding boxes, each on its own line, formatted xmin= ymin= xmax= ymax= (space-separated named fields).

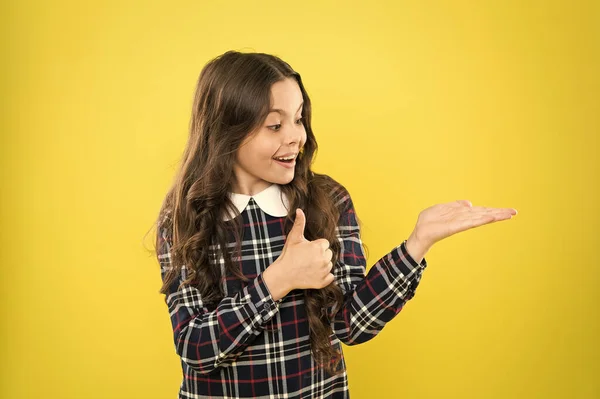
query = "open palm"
xmin=414 ymin=200 xmax=518 ymax=246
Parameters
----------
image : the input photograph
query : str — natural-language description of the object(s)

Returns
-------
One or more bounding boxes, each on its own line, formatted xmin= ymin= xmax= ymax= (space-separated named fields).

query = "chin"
xmin=274 ymin=173 xmax=295 ymax=185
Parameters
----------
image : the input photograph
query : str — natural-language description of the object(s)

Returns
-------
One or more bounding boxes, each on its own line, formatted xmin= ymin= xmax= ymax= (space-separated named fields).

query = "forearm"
xmin=170 ymin=274 xmax=280 ymax=374
xmin=332 ymin=240 xmax=427 ymax=345
xmin=323 ymin=188 xmax=431 ymax=345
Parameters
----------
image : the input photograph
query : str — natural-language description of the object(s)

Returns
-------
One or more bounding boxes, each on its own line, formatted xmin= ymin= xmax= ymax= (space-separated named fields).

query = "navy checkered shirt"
xmin=157 ymin=183 xmax=428 ymax=398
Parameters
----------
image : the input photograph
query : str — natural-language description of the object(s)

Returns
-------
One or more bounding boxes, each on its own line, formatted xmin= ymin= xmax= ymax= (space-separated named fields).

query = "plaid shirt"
xmin=157 ymin=182 xmax=428 ymax=398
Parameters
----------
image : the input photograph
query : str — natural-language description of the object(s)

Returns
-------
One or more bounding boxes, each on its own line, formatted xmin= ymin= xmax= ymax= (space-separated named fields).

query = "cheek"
xmin=237 ymin=142 xmax=261 ymax=167
xmin=239 ymin=135 xmax=275 ymax=163
xmin=250 ymin=142 xmax=277 ymax=165
xmin=259 ymin=138 xmax=280 ymax=158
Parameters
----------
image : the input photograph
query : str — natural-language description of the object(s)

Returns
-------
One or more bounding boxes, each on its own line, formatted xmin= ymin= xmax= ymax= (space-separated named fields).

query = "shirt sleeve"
xmin=157 ymin=218 xmax=282 ymax=375
xmin=330 ymin=189 xmax=428 ymax=345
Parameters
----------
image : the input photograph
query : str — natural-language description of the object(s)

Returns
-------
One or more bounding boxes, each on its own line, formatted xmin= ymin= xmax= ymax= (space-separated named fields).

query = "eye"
xmin=267 ymin=117 xmax=304 ymax=132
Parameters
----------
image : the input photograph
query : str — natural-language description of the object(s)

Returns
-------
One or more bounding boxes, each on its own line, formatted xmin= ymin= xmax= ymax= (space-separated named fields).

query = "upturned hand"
xmin=410 ymin=200 xmax=518 ymax=250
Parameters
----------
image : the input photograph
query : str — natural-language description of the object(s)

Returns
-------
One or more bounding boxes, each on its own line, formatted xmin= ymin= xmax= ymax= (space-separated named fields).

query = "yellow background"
xmin=2 ymin=0 xmax=598 ymax=398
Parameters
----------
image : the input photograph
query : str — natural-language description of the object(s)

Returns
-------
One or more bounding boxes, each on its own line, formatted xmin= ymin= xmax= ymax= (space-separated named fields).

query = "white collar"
xmin=224 ymin=183 xmax=290 ymax=221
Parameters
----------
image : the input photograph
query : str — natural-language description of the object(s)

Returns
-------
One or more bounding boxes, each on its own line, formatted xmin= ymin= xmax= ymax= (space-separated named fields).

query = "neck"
xmin=231 ymin=179 xmax=274 ymax=196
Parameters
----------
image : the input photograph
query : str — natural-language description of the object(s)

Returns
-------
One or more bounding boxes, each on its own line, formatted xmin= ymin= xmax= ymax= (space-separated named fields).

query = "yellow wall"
xmin=2 ymin=1 xmax=598 ymax=398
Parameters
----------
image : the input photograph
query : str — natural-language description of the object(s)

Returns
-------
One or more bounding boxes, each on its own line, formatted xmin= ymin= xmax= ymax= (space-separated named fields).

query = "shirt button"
xmin=263 ymin=302 xmax=271 ymax=312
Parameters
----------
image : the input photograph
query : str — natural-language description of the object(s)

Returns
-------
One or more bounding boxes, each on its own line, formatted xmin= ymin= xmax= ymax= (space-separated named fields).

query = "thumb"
xmin=456 ymin=199 xmax=472 ymax=208
xmin=287 ymin=208 xmax=306 ymax=243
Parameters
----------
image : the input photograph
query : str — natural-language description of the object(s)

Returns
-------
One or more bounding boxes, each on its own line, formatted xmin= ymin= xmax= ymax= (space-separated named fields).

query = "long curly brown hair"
xmin=154 ymin=50 xmax=347 ymax=376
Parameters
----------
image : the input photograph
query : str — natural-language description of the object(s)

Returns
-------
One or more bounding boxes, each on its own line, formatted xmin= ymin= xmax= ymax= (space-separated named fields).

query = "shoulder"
xmin=310 ymin=172 xmax=352 ymax=211
xmin=157 ymin=208 xmax=174 ymax=242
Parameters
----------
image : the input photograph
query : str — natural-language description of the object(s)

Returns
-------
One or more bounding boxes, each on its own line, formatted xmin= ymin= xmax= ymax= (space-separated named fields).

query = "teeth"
xmin=275 ymin=155 xmax=295 ymax=161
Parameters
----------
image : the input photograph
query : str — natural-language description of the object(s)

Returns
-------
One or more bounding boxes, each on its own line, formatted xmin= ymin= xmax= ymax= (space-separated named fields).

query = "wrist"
xmin=263 ymin=260 xmax=291 ymax=301
xmin=406 ymin=231 xmax=430 ymax=264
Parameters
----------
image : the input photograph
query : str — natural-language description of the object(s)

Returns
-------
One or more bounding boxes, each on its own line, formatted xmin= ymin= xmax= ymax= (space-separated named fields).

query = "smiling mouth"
xmin=272 ymin=155 xmax=297 ymax=163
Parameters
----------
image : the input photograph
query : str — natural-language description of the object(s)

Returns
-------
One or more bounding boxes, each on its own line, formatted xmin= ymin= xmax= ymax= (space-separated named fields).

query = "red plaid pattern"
xmin=157 ymin=183 xmax=428 ymax=398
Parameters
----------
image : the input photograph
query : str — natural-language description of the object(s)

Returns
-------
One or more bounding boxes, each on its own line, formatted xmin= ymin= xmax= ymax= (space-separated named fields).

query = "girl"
xmin=154 ymin=50 xmax=517 ymax=398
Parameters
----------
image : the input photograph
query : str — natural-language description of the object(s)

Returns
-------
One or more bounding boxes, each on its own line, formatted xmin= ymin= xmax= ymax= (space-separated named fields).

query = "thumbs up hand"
xmin=280 ymin=208 xmax=335 ymax=289
xmin=262 ymin=209 xmax=335 ymax=301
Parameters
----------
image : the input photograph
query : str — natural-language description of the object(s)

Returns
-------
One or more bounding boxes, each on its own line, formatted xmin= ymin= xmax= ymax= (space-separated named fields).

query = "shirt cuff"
xmin=245 ymin=273 xmax=282 ymax=323
xmin=391 ymin=240 xmax=428 ymax=301
xmin=400 ymin=239 xmax=428 ymax=269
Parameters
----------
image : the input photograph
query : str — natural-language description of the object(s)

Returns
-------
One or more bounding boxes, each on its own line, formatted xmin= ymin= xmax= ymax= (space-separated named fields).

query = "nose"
xmin=283 ymin=122 xmax=303 ymax=147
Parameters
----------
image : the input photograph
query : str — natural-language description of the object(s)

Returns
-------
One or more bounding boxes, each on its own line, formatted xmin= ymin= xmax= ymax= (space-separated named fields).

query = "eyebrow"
xmin=269 ymin=102 xmax=304 ymax=115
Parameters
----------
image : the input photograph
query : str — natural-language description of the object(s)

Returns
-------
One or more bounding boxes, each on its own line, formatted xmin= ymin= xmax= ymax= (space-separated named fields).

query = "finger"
xmin=325 ymin=261 xmax=333 ymax=272
xmin=466 ymin=212 xmax=511 ymax=229
xmin=456 ymin=200 xmax=473 ymax=208
xmin=288 ymin=208 xmax=306 ymax=243
xmin=323 ymin=273 xmax=335 ymax=287
xmin=466 ymin=205 xmax=517 ymax=216
xmin=447 ymin=216 xmax=492 ymax=235
xmin=448 ymin=211 xmax=515 ymax=236
xmin=324 ymin=248 xmax=333 ymax=262
xmin=470 ymin=208 xmax=516 ymax=219
xmin=315 ymin=238 xmax=330 ymax=251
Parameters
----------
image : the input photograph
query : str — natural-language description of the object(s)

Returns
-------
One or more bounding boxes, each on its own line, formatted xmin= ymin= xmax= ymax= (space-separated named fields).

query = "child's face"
xmin=232 ymin=77 xmax=307 ymax=195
